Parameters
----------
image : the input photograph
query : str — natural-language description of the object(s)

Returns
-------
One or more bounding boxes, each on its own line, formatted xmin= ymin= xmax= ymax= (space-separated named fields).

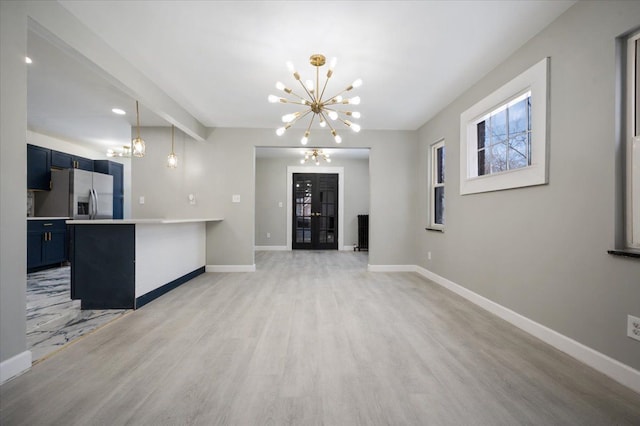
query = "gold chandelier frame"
xmin=269 ymin=54 xmax=361 ymax=145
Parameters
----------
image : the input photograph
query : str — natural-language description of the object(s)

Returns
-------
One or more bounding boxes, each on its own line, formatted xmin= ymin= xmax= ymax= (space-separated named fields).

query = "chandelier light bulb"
xmin=305 ymin=79 xmax=314 ymax=91
xmin=286 ymin=61 xmax=295 ymax=73
xmin=276 ymin=127 xmax=286 ymax=136
xmin=328 ymin=111 xmax=338 ymax=120
xmin=351 ymin=123 xmax=361 ymax=132
xmin=352 ymin=78 xmax=363 ymax=88
xmin=300 ymin=158 xmax=305 ymax=164
xmin=282 ymin=113 xmax=297 ymax=123
xmin=275 ymin=81 xmax=286 ymax=91
xmin=326 ymin=158 xmax=332 ymax=163
xmin=351 ymin=111 xmax=361 ymax=119
xmin=301 ymin=130 xmax=310 ymax=145
xmin=167 ymin=153 xmax=178 ymax=168
xmin=330 ymin=57 xmax=337 ymax=69
xmin=348 ymin=96 xmax=361 ymax=105
xmin=268 ymin=95 xmax=280 ymax=103
xmin=319 ymin=119 xmax=327 ymax=128
xmin=335 ymin=95 xmax=343 ymax=102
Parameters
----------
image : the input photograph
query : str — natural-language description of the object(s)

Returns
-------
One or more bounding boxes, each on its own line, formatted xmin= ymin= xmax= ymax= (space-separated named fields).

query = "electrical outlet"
xmin=267 ymin=232 xmax=271 ymax=239
xmin=427 ymin=251 xmax=432 ymax=260
xmin=628 ymin=315 xmax=640 ymax=342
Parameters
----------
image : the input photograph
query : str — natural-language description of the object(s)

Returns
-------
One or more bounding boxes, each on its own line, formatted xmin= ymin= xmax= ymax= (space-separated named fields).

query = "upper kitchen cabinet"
xmin=27 ymin=144 xmax=51 ymax=190
xmin=51 ymin=150 xmax=94 ymax=171
xmin=93 ymin=160 xmax=124 ymax=219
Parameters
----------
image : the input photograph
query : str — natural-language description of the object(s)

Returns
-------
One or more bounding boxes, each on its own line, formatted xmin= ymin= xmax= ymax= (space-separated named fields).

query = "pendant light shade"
xmin=132 ymin=100 xmax=145 ymax=157
xmin=167 ymin=125 xmax=178 ymax=168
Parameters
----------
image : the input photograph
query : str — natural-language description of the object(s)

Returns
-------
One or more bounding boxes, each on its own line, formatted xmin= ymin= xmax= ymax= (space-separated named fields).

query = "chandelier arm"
xmin=281 ymin=99 xmax=312 ymax=106
xmin=321 ymin=112 xmax=338 ymax=133
xmin=286 ymin=89 xmax=314 ymax=104
xmin=318 ymin=74 xmax=331 ymax=103
xmin=296 ymin=78 xmax=316 ymax=103
xmin=305 ymin=112 xmax=316 ymax=134
xmin=287 ymin=109 xmax=314 ymax=127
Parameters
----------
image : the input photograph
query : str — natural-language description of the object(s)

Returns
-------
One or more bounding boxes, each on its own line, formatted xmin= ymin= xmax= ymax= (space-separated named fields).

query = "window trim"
xmin=428 ymin=139 xmax=445 ymax=231
xmin=460 ymin=57 xmax=549 ymax=195
xmin=626 ymin=32 xmax=640 ymax=249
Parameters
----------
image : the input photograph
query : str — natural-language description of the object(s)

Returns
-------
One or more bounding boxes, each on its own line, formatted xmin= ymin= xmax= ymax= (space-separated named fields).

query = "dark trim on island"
xmin=135 ymin=266 xmax=205 ymax=309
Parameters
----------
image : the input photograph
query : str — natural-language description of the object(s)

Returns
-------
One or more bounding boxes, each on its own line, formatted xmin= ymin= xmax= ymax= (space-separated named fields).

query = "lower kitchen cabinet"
xmin=27 ymin=219 xmax=67 ymax=271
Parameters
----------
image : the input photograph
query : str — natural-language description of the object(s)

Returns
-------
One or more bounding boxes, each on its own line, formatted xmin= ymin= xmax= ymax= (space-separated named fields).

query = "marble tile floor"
xmin=27 ymin=266 xmax=130 ymax=362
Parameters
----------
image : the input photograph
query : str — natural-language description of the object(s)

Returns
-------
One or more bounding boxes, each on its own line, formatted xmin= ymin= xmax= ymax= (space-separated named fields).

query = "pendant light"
xmin=132 ymin=100 xmax=146 ymax=157
xmin=167 ymin=125 xmax=178 ymax=168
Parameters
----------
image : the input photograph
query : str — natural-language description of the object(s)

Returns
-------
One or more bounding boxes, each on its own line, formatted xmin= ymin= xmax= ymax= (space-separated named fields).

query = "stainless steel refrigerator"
xmin=35 ymin=169 xmax=114 ymax=219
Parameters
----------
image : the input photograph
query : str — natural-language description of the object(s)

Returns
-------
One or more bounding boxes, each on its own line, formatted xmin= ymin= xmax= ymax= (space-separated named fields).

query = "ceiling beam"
xmin=26 ymin=1 xmax=208 ymax=142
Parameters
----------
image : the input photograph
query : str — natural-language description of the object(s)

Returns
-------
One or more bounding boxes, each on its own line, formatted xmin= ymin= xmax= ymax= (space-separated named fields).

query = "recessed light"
xmin=111 ymin=108 xmax=126 ymax=115
xmin=25 ymin=57 xmax=32 ymax=64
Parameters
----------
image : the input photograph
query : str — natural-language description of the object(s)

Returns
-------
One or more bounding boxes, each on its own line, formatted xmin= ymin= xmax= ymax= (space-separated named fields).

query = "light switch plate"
xmin=232 ymin=194 xmax=241 ymax=203
xmin=139 ymin=196 xmax=145 ymax=204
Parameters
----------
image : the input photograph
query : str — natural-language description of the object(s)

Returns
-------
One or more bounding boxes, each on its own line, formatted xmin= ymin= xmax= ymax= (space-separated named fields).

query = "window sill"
xmin=607 ymin=249 xmax=640 ymax=259
xmin=425 ymin=227 xmax=444 ymax=233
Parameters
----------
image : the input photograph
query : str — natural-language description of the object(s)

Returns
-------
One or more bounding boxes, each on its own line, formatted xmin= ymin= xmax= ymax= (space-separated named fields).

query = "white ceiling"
xmin=28 ymin=1 xmax=575 ymax=152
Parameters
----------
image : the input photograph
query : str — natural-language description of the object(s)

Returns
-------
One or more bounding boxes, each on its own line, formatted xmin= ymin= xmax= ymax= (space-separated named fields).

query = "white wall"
xmin=416 ymin=0 xmax=640 ymax=371
xmin=0 ymin=0 xmax=29 ymax=379
xmin=255 ymin=155 xmax=370 ymax=248
xmin=131 ymin=126 xmax=221 ymax=220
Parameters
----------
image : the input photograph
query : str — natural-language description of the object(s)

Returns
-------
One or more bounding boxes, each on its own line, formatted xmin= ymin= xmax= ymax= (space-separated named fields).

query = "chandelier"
xmin=132 ymin=100 xmax=145 ymax=157
xmin=269 ymin=54 xmax=362 ymax=145
xmin=167 ymin=125 xmax=178 ymax=168
xmin=301 ymin=149 xmax=331 ymax=165
xmin=106 ymin=145 xmax=132 ymax=158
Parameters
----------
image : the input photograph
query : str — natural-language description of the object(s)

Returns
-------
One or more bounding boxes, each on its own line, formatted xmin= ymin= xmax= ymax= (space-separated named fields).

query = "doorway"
xmin=293 ymin=173 xmax=338 ymax=250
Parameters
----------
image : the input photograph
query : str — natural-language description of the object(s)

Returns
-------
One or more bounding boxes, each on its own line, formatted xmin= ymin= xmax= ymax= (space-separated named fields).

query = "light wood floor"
xmin=1 ymin=251 xmax=639 ymax=425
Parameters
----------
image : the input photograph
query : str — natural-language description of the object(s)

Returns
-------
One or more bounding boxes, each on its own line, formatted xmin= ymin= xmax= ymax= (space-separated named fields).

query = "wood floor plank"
xmin=1 ymin=251 xmax=639 ymax=425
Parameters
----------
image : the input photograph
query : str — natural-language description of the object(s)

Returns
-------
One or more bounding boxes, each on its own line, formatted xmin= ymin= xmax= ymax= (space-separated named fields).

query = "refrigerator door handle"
xmin=89 ymin=189 xmax=96 ymax=219
xmin=93 ymin=189 xmax=99 ymax=219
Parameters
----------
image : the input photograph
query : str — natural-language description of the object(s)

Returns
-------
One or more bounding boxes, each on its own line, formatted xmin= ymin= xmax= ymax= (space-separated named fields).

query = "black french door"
xmin=292 ymin=173 xmax=338 ymax=250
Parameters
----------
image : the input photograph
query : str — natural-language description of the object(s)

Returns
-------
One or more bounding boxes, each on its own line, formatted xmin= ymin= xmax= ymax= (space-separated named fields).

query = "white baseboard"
xmin=413 ymin=266 xmax=640 ymax=394
xmin=0 ymin=350 xmax=32 ymax=384
xmin=255 ymin=246 xmax=288 ymax=251
xmin=367 ymin=264 xmax=415 ymax=272
xmin=206 ymin=264 xmax=256 ymax=273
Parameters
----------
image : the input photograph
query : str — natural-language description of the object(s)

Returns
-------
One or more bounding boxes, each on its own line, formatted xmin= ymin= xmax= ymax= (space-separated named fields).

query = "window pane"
xmin=477 ymin=121 xmax=486 ymax=149
xmin=478 ymin=148 xmax=486 ymax=176
xmin=434 ymin=186 xmax=444 ymax=225
xmin=508 ymin=136 xmax=529 ymax=170
xmin=487 ymin=142 xmax=507 ymax=173
xmin=508 ymin=98 xmax=528 ymax=134
xmin=437 ymin=146 xmax=445 ymax=183
xmin=490 ymin=108 xmax=507 ymax=142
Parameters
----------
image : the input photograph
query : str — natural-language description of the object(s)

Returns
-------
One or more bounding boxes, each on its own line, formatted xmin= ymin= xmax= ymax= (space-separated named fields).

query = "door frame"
xmin=287 ymin=166 xmax=344 ymax=251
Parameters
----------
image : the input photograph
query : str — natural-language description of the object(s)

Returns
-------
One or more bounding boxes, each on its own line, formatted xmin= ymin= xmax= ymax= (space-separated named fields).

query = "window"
xmin=460 ymin=57 xmax=549 ymax=195
xmin=626 ymin=32 xmax=640 ymax=249
xmin=429 ymin=140 xmax=445 ymax=229
xmin=476 ymin=92 xmax=531 ymax=176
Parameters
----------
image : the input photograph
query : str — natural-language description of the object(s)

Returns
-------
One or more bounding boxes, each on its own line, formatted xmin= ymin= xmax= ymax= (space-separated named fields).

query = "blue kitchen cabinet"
xmin=27 ymin=144 xmax=51 ymax=190
xmin=27 ymin=219 xmax=67 ymax=271
xmin=93 ymin=160 xmax=124 ymax=219
xmin=51 ymin=150 xmax=94 ymax=171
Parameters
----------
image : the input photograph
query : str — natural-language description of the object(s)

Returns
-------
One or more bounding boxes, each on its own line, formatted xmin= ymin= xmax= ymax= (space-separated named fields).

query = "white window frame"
xmin=460 ymin=57 xmax=549 ymax=195
xmin=626 ymin=32 xmax=640 ymax=249
xmin=429 ymin=140 xmax=445 ymax=230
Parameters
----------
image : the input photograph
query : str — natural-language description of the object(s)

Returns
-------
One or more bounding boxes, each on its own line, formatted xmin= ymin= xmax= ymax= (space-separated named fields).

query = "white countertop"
xmin=66 ymin=218 xmax=223 ymax=225
xmin=27 ymin=217 xmax=71 ymax=221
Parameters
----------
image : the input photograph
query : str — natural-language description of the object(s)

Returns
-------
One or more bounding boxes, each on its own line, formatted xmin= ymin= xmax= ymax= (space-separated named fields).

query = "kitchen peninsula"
xmin=67 ymin=218 xmax=222 ymax=309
